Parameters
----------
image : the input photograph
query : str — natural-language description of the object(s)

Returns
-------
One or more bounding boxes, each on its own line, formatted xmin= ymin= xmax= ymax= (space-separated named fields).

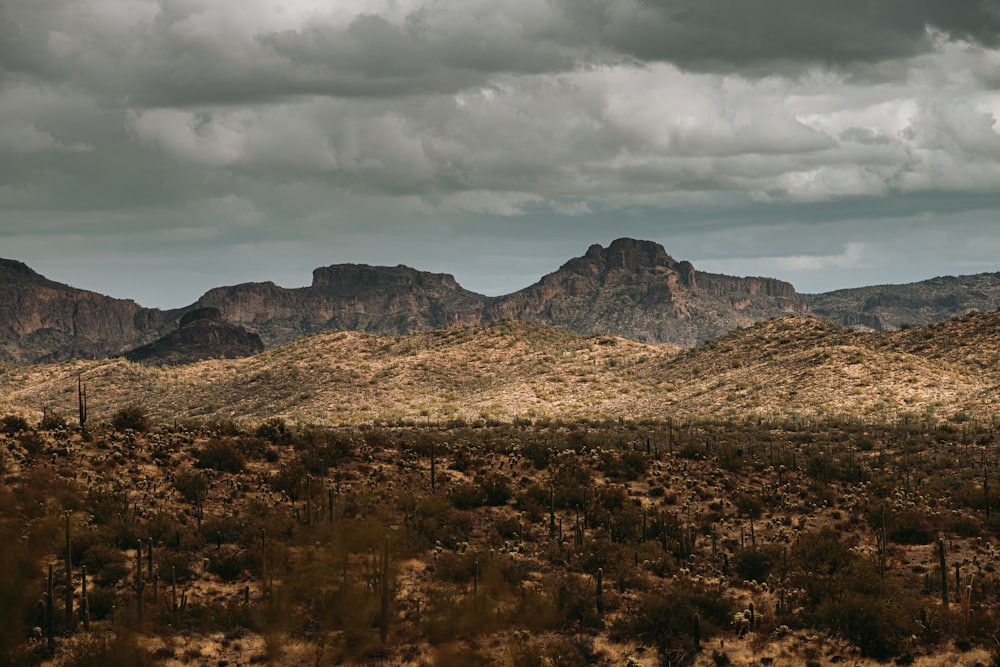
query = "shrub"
xmin=448 ymin=482 xmax=485 ymax=510
xmin=111 ymin=405 xmax=149 ymax=432
xmin=611 ymin=577 xmax=733 ymax=665
xmin=477 ymin=472 xmax=513 ymax=506
xmin=173 ymin=470 xmax=209 ymax=504
xmin=255 ymin=417 xmax=291 ymax=444
xmin=38 ymin=410 xmax=67 ymax=431
xmin=0 ymin=414 xmax=28 ymax=435
xmin=206 ymin=545 xmax=249 ymax=582
xmin=195 ymin=438 xmax=245 ymax=473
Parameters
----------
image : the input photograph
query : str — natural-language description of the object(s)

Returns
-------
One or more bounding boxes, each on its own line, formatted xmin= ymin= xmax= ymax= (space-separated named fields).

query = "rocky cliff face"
xmin=0 ymin=259 xmax=168 ymax=364
xmin=124 ymin=307 xmax=264 ymax=365
xmin=5 ymin=240 xmax=998 ymax=364
xmin=488 ymin=239 xmax=807 ymax=345
xmin=195 ymin=264 xmax=486 ymax=346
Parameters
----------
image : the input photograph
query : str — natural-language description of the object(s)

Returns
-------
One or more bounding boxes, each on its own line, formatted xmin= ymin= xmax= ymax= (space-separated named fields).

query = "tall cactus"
xmin=596 ymin=567 xmax=604 ymax=617
xmin=77 ymin=373 xmax=88 ymax=440
xmin=64 ymin=513 xmax=73 ymax=626
xmin=379 ymin=537 xmax=390 ymax=644
xmin=135 ymin=540 xmax=145 ymax=622
xmin=939 ymin=538 xmax=949 ymax=608
xmin=80 ymin=565 xmax=90 ymax=631
xmin=46 ymin=563 xmax=54 ymax=650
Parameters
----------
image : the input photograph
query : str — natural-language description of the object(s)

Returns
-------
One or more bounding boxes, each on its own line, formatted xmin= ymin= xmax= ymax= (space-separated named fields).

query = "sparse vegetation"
xmin=2 ymin=316 xmax=1000 ymax=665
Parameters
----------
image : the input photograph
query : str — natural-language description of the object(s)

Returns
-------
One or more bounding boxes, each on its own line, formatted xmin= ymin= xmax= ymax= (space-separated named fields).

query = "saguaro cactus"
xmin=135 ymin=540 xmax=145 ymax=622
xmin=64 ymin=513 xmax=73 ymax=626
xmin=939 ymin=538 xmax=949 ymax=608
xmin=77 ymin=373 xmax=88 ymax=439
xmin=379 ymin=537 xmax=390 ymax=644
xmin=596 ymin=567 xmax=604 ymax=616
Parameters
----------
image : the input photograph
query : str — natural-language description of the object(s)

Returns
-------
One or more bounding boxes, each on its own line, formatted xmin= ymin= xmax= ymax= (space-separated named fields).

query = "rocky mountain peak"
xmin=573 ymin=238 xmax=677 ymax=273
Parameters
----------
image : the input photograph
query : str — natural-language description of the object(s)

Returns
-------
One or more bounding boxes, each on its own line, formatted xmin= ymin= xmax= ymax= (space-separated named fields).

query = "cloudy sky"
xmin=3 ymin=0 xmax=1000 ymax=308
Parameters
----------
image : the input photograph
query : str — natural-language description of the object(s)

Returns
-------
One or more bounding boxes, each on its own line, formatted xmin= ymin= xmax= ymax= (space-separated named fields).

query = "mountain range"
xmin=2 ymin=238 xmax=999 ymax=365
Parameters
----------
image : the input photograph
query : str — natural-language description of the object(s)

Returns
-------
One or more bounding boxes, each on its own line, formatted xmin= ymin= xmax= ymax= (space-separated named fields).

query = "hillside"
xmin=804 ymin=272 xmax=1000 ymax=330
xmin=2 ymin=313 xmax=998 ymax=426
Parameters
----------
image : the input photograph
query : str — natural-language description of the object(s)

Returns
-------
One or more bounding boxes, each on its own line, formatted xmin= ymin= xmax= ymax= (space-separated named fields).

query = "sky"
xmin=3 ymin=1 xmax=1000 ymax=308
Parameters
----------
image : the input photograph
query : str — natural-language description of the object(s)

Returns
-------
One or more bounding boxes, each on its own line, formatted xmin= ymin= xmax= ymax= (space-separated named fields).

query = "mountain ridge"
xmin=1 ymin=238 xmax=998 ymax=364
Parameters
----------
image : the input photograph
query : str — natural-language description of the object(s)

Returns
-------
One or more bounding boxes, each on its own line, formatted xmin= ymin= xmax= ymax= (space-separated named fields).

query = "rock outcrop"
xmin=124 ymin=307 xmax=264 ymax=365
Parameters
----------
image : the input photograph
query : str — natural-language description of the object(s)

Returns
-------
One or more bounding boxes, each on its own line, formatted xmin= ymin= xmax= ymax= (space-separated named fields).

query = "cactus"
xmin=80 ymin=565 xmax=90 ymax=631
xmin=46 ymin=563 xmax=54 ymax=650
xmin=473 ymin=559 xmax=480 ymax=605
xmin=135 ymin=540 xmax=145 ymax=622
xmin=693 ymin=612 xmax=701 ymax=648
xmin=77 ymin=373 xmax=88 ymax=440
xmin=596 ymin=567 xmax=604 ymax=616
xmin=549 ymin=484 xmax=556 ymax=539
xmin=430 ymin=441 xmax=436 ymax=491
xmin=939 ymin=538 xmax=949 ymax=608
xmin=260 ymin=529 xmax=269 ymax=601
xmin=379 ymin=537 xmax=390 ymax=644
xmin=874 ymin=507 xmax=887 ymax=578
xmin=64 ymin=512 xmax=73 ymax=626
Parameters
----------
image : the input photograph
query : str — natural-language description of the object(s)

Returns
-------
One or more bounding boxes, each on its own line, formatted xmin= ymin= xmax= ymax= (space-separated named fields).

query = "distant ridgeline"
xmin=1 ymin=240 xmax=999 ymax=364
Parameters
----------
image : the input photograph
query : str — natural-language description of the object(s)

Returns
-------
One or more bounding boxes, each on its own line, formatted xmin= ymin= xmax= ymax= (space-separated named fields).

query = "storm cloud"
xmin=1 ymin=1 xmax=1000 ymax=307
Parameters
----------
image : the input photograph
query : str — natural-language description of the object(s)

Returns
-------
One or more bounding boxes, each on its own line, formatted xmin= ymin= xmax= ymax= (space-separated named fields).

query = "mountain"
xmin=488 ymin=239 xmax=807 ymax=345
xmin=192 ymin=238 xmax=807 ymax=347
xmin=1 ymin=240 xmax=998 ymax=364
xmin=123 ymin=307 xmax=264 ymax=366
xmin=0 ymin=259 xmax=168 ymax=364
xmin=803 ymin=272 xmax=1000 ymax=330
xmin=193 ymin=263 xmax=486 ymax=346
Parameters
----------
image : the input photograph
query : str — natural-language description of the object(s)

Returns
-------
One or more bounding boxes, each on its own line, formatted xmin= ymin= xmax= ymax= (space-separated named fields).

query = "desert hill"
xmin=1 ymin=313 xmax=997 ymax=426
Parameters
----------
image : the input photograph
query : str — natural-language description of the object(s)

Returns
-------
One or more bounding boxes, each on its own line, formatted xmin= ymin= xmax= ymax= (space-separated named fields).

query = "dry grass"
xmin=3 ymin=314 xmax=1000 ymax=428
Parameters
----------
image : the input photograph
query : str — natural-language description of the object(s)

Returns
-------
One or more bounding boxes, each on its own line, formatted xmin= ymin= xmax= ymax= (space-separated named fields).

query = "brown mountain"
xmin=123 ymin=307 xmax=264 ymax=366
xmin=488 ymin=238 xmax=807 ymax=345
xmin=0 ymin=259 xmax=167 ymax=364
xmin=1 ymin=239 xmax=998 ymax=364
xmin=192 ymin=238 xmax=808 ymax=347
xmin=803 ymin=272 xmax=1000 ymax=331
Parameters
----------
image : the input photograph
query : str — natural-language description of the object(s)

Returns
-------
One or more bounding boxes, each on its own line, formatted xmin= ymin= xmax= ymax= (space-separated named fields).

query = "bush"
xmin=173 ymin=470 xmax=209 ymax=504
xmin=206 ymin=545 xmax=249 ymax=582
xmin=0 ymin=414 xmax=29 ymax=435
xmin=611 ymin=578 xmax=733 ymax=665
xmin=111 ymin=405 xmax=150 ymax=432
xmin=38 ymin=410 xmax=67 ymax=431
xmin=195 ymin=438 xmax=245 ymax=473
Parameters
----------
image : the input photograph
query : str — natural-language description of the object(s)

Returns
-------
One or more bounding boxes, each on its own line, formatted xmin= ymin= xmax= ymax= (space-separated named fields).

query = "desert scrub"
xmin=611 ymin=577 xmax=732 ymax=666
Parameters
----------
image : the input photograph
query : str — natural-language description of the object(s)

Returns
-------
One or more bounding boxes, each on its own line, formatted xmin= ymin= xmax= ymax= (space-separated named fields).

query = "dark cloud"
xmin=1 ymin=1 xmax=1000 ymax=307
xmin=558 ymin=0 xmax=1000 ymax=72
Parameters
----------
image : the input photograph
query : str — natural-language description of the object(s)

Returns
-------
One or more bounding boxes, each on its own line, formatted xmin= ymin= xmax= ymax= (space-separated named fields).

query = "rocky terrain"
xmin=1 ymin=239 xmax=999 ymax=363
xmin=123 ymin=308 xmax=265 ymax=366
xmin=804 ymin=272 xmax=1000 ymax=331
